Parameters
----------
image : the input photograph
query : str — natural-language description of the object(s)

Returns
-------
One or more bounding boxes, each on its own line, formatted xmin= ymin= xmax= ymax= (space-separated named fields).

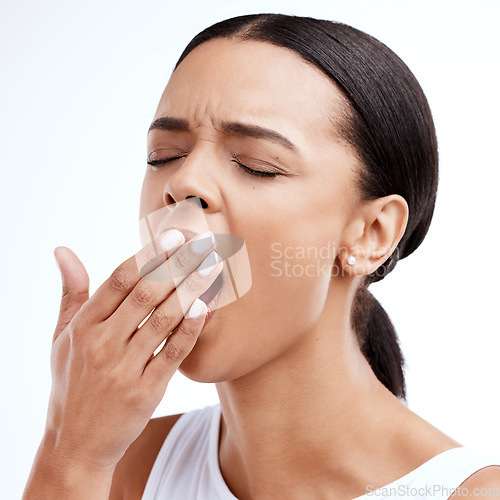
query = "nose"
xmin=162 ymin=151 xmax=220 ymax=212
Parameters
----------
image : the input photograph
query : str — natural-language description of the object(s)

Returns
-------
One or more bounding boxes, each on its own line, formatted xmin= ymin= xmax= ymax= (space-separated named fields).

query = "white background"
xmin=1 ymin=0 xmax=499 ymax=498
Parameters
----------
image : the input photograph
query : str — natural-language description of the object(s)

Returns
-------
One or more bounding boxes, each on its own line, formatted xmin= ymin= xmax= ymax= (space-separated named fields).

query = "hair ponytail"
xmin=352 ymin=285 xmax=406 ymax=400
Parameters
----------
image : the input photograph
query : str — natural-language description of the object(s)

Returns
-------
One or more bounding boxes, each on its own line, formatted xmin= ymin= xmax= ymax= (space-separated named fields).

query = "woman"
xmin=23 ymin=13 xmax=500 ymax=500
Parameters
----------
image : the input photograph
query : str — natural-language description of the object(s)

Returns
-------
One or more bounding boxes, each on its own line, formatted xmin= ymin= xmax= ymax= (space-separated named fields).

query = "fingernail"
xmin=185 ymin=298 xmax=207 ymax=319
xmin=159 ymin=229 xmax=184 ymax=253
xmin=198 ymin=251 xmax=222 ymax=276
xmin=190 ymin=231 xmax=216 ymax=254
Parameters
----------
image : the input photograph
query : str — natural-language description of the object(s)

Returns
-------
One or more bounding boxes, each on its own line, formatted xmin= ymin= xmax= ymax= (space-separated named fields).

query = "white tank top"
xmin=141 ymin=403 xmax=500 ymax=500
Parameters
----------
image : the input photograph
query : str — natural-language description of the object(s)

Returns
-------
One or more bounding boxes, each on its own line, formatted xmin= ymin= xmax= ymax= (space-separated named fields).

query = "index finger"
xmin=81 ymin=229 xmax=187 ymax=323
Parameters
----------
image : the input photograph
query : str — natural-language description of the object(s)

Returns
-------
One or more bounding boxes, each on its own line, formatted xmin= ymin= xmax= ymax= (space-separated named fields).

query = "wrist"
xmin=22 ymin=432 xmax=116 ymax=499
xmin=40 ymin=429 xmax=118 ymax=475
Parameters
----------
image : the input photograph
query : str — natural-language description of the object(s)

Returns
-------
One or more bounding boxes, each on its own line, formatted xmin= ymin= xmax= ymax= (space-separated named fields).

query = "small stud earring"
xmin=347 ymin=256 xmax=356 ymax=265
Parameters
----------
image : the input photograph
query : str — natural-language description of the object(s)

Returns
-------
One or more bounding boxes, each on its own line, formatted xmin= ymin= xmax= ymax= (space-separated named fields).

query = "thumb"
xmin=53 ymin=246 xmax=90 ymax=342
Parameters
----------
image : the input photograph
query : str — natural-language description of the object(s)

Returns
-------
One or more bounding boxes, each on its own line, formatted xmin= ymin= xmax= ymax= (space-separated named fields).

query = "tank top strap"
xmin=355 ymin=446 xmax=500 ymax=500
xmin=406 ymin=446 xmax=500 ymax=500
xmin=141 ymin=404 xmax=218 ymax=500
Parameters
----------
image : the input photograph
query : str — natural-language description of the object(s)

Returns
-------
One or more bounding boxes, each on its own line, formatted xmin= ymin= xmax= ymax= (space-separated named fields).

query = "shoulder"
xmin=448 ymin=465 xmax=500 ymax=499
xmin=109 ymin=412 xmax=184 ymax=500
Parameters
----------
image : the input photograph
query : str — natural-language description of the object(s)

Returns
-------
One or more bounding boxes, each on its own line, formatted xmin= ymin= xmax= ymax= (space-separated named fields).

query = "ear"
xmin=338 ymin=194 xmax=409 ymax=276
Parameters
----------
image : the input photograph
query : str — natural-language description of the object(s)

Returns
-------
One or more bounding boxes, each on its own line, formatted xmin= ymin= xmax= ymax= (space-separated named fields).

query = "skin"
xmin=137 ymin=38 xmax=498 ymax=499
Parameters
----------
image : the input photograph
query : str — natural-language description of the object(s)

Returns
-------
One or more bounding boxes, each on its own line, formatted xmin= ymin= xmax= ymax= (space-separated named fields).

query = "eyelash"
xmin=147 ymin=155 xmax=279 ymax=178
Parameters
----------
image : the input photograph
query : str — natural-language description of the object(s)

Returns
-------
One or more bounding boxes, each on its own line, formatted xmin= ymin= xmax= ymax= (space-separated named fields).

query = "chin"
xmin=177 ymin=319 xmax=231 ymax=383
xmin=178 ymin=352 xmax=230 ymax=384
xmin=177 ymin=299 xmax=267 ymax=383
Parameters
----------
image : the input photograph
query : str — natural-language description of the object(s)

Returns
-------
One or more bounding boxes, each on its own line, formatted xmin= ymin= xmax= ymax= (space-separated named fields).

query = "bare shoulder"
xmin=448 ymin=465 xmax=500 ymax=499
xmin=109 ymin=412 xmax=184 ymax=500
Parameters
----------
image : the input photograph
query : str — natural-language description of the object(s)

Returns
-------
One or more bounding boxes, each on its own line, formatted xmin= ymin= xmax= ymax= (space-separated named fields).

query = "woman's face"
xmin=140 ymin=38 xmax=362 ymax=382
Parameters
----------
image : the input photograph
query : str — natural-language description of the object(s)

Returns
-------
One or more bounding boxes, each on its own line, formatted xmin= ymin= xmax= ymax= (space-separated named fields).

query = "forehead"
xmin=154 ymin=38 xmax=344 ymax=145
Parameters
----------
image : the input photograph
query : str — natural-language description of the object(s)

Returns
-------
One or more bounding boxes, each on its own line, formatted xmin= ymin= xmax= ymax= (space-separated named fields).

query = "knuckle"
xmin=67 ymin=321 xmax=112 ymax=370
xmin=163 ymin=338 xmax=186 ymax=362
xmin=67 ymin=317 xmax=91 ymax=345
xmin=106 ymin=366 xmax=123 ymax=388
xmin=173 ymin=250 xmax=191 ymax=273
xmin=109 ymin=266 xmax=134 ymax=293
xmin=183 ymin=273 xmax=202 ymax=294
xmin=142 ymin=245 xmax=159 ymax=263
xmin=131 ymin=281 xmax=157 ymax=307
xmin=124 ymin=383 xmax=146 ymax=409
xmin=81 ymin=337 xmax=107 ymax=369
xmin=137 ymin=248 xmax=164 ymax=278
xmin=149 ymin=307 xmax=174 ymax=333
xmin=175 ymin=320 xmax=197 ymax=339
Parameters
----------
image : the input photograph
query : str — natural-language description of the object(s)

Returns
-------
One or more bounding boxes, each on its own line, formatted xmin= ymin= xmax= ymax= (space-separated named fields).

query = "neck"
xmin=215 ymin=283 xmax=409 ymax=499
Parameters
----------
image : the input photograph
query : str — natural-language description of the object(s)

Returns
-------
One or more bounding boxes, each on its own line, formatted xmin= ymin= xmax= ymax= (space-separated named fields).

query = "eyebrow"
xmin=148 ymin=116 xmax=297 ymax=151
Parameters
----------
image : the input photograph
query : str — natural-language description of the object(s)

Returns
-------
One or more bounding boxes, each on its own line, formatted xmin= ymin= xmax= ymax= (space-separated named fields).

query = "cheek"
xmin=238 ymin=178 xmax=345 ymax=292
xmin=227 ymin=194 xmax=340 ymax=342
xmin=139 ymin=171 xmax=166 ymax=219
xmin=264 ymin=177 xmax=350 ymax=293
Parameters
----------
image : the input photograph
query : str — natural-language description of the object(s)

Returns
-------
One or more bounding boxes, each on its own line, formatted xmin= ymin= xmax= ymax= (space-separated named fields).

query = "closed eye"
xmin=147 ymin=154 xmax=280 ymax=179
xmin=231 ymin=159 xmax=278 ymax=178
xmin=147 ymin=155 xmax=185 ymax=167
